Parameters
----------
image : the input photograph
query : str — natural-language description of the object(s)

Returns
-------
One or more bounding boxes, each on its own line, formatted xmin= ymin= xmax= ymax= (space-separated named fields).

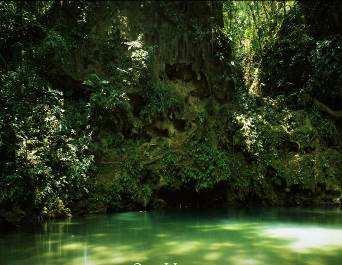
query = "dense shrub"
xmin=0 ymin=69 xmax=93 ymax=223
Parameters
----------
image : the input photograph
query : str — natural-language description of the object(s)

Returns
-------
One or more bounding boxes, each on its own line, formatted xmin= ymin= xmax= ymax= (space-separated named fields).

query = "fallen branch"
xmin=312 ymin=98 xmax=342 ymax=119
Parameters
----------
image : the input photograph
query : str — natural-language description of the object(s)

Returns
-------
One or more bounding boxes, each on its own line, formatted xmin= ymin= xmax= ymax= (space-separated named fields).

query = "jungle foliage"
xmin=0 ymin=0 xmax=341 ymax=225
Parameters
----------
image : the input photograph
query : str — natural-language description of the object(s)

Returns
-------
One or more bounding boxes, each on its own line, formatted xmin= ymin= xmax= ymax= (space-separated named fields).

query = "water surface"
xmin=1 ymin=208 xmax=342 ymax=265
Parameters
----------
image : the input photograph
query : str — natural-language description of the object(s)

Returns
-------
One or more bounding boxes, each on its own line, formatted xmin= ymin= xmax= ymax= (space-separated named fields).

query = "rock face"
xmin=87 ymin=1 xmax=341 ymax=212
xmin=87 ymin=1 xmax=238 ymax=211
xmin=142 ymin=1 xmax=233 ymax=102
xmin=138 ymin=1 xmax=234 ymax=139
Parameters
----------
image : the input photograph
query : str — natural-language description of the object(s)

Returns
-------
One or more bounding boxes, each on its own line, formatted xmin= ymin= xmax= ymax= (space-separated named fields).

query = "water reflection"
xmin=0 ymin=208 xmax=342 ymax=265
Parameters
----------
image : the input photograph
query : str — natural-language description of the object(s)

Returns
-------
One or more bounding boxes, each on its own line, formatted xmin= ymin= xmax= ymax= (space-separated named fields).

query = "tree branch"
xmin=313 ymin=98 xmax=342 ymax=119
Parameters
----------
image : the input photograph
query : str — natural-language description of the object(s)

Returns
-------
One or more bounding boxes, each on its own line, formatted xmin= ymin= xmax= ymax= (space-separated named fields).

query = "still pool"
xmin=1 ymin=208 xmax=342 ymax=265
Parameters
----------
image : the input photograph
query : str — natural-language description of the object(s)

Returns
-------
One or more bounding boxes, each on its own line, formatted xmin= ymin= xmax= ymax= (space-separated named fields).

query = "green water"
xmin=1 ymin=209 xmax=342 ymax=265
